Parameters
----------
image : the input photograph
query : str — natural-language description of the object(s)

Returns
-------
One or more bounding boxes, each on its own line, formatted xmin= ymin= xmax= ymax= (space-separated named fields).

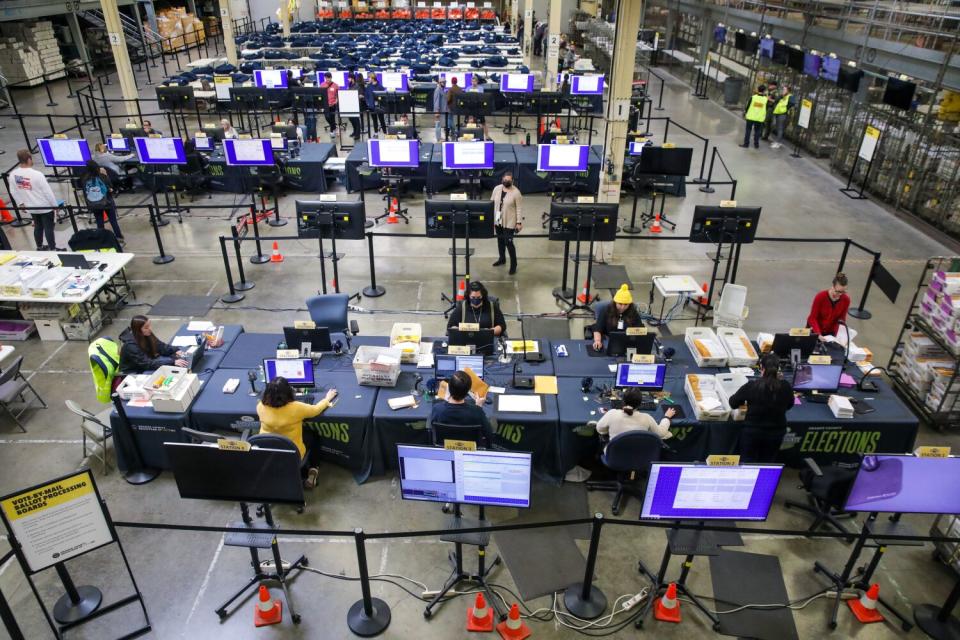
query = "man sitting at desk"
xmin=430 ymin=370 xmax=494 ymax=445
xmin=447 ymin=281 xmax=507 ymax=337
xmin=591 ymin=284 xmax=644 ymax=351
xmin=142 ymin=120 xmax=162 ymax=136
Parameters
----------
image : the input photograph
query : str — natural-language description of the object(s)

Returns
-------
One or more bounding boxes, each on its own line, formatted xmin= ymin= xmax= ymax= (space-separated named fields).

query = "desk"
xmin=346 ymin=142 xmax=435 ymax=192
xmin=513 ymin=144 xmax=603 ymax=194
xmin=427 ymin=143 xmax=518 ymax=194
xmin=172 ymin=323 xmax=244 ymax=371
xmin=206 ymin=142 xmax=336 ymax=193
xmin=372 ymin=371 xmax=433 ymax=471
xmin=218 ymin=332 xmax=351 ymax=370
xmin=191 ymin=369 xmax=379 ymax=482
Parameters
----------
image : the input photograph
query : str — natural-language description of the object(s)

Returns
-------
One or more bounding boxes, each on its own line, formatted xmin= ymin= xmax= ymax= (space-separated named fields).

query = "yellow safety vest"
xmin=773 ymin=95 xmax=790 ymax=115
xmin=745 ymin=95 xmax=768 ymax=122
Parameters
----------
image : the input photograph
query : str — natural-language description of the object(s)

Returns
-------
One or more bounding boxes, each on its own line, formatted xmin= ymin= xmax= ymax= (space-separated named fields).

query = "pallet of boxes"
xmin=0 ymin=21 xmax=66 ymax=85
xmin=155 ymin=8 xmax=205 ymax=53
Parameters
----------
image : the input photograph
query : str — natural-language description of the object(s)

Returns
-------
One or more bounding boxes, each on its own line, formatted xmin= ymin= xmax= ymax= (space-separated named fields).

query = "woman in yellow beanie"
xmin=590 ymin=284 xmax=644 ymax=351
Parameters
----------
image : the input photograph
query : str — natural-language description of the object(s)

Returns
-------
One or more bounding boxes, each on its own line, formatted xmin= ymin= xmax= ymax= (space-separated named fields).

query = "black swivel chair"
xmin=785 ymin=458 xmax=858 ymax=542
xmin=249 ymin=432 xmax=309 ymax=514
xmin=430 ymin=421 xmax=488 ymax=449
xmin=306 ymin=294 xmax=360 ymax=337
xmin=586 ymin=430 xmax=662 ymax=516
xmin=256 ymin=162 xmax=286 ymax=200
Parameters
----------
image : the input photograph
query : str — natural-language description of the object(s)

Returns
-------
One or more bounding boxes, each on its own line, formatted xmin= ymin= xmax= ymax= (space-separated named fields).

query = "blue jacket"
xmin=433 ymin=85 xmax=448 ymax=113
xmin=364 ymin=83 xmax=380 ymax=109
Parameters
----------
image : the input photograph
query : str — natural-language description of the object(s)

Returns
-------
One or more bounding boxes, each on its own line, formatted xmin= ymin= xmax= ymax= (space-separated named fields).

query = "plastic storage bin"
xmin=685 ymin=327 xmax=728 ymax=368
xmin=685 ymin=374 xmax=731 ymax=421
xmin=717 ymin=327 xmax=758 ymax=367
xmin=353 ymin=345 xmax=402 ymax=387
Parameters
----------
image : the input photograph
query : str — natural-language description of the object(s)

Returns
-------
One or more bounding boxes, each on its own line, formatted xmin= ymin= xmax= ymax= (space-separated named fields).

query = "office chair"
xmin=64 ymin=400 xmax=113 ymax=474
xmin=256 ymin=162 xmax=285 ymax=199
xmin=430 ymin=421 xmax=488 ymax=449
xmin=0 ymin=357 xmax=47 ymax=432
xmin=522 ymin=316 xmax=571 ymax=341
xmin=785 ymin=458 xmax=858 ymax=542
xmin=249 ymin=432 xmax=309 ymax=513
xmin=586 ymin=430 xmax=662 ymax=516
xmin=583 ymin=300 xmax=612 ymax=339
xmin=68 ymin=228 xmax=123 ymax=252
xmin=305 ymin=294 xmax=361 ymax=336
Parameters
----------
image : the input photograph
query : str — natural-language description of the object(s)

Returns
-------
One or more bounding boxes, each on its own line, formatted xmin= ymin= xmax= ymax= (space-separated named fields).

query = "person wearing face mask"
xmin=807 ymin=272 xmax=850 ymax=339
xmin=590 ymin=284 xmax=644 ymax=352
xmin=491 ymin=171 xmax=523 ymax=275
xmin=446 ymin=281 xmax=507 ymax=337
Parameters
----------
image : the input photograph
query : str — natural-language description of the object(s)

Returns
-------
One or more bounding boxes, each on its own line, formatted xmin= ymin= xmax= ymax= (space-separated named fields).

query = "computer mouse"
xmin=862 ymin=455 xmax=879 ymax=471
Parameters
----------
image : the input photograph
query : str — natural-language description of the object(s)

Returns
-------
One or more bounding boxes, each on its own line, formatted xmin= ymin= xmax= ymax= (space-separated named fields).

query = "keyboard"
xmin=295 ymin=393 xmax=317 ymax=404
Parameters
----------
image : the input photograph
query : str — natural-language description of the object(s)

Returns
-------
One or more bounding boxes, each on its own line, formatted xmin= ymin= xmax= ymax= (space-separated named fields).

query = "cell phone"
xmin=98 ymin=263 xmax=108 ymax=272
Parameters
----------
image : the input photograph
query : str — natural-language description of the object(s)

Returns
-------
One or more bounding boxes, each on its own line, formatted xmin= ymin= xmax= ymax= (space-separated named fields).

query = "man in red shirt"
xmin=318 ymin=72 xmax=340 ymax=137
xmin=807 ymin=273 xmax=850 ymax=338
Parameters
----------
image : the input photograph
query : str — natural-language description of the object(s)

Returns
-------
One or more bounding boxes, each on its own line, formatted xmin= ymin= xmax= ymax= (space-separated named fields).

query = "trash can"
xmin=723 ymin=77 xmax=744 ymax=106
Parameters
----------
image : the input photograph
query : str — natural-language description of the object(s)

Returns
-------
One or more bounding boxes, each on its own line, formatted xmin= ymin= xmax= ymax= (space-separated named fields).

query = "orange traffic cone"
xmin=698 ymin=283 xmax=709 ymax=306
xmin=496 ymin=603 xmax=531 ymax=640
xmin=554 ymin=116 xmax=562 ymax=130
xmin=0 ymin=198 xmax=11 ymax=223
xmin=253 ymin=585 xmax=282 ymax=627
xmin=270 ymin=241 xmax=284 ymax=263
xmin=387 ymin=197 xmax=399 ymax=224
xmin=650 ymin=212 xmax=662 ymax=233
xmin=654 ymin=582 xmax=681 ymax=623
xmin=538 ymin=117 xmax=546 ymax=139
xmin=847 ymin=583 xmax=885 ymax=624
xmin=456 ymin=279 xmax=466 ymax=301
xmin=466 ymin=592 xmax=494 ymax=632
xmin=577 ymin=280 xmax=592 ymax=304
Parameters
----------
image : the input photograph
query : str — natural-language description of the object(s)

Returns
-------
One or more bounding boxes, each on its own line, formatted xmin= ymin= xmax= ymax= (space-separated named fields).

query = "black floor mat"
xmin=591 ymin=264 xmax=632 ymax=291
xmin=493 ymin=526 xmax=586 ymax=601
xmin=149 ymin=295 xmax=216 ymax=317
xmin=505 ymin=481 xmax=592 ymax=540
xmin=709 ymin=550 xmax=799 ymax=640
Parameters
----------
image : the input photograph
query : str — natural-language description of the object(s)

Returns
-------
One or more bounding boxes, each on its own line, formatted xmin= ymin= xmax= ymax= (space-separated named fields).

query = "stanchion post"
xmin=65 ymin=204 xmax=79 ymax=234
xmin=0 ymin=577 xmax=24 ymax=640
xmin=43 ymin=73 xmax=58 ymax=107
xmin=848 ymin=252 xmax=879 ymax=320
xmin=219 ymin=235 xmax=245 ymax=303
xmin=248 ymin=205 xmax=269 ymax=264
xmin=362 ymin=232 xmax=386 ymax=297
xmin=149 ymin=205 xmax=175 ymax=264
xmin=699 ymin=148 xmax=716 ymax=194
xmin=693 ymin=137 xmax=709 ymax=183
xmin=52 ymin=562 xmax=101 ymax=624
xmin=837 ymin=238 xmax=851 ymax=274
xmin=347 ymin=528 xmax=391 ymax=636
xmin=231 ymin=227 xmax=255 ymax=291
xmin=563 ymin=513 xmax=608 ymax=619
xmin=730 ymin=179 xmax=737 ymax=201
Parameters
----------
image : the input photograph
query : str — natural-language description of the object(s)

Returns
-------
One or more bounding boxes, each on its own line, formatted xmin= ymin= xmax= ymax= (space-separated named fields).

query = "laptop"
xmin=59 ymin=254 xmax=91 ymax=269
xmin=184 ymin=339 xmax=206 ymax=372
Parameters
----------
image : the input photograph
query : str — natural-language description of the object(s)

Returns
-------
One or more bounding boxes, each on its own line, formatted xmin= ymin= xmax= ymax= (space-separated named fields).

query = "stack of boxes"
xmin=0 ymin=21 xmax=66 ymax=86
xmin=894 ymin=330 xmax=956 ymax=414
xmin=154 ymin=8 xmax=206 ymax=52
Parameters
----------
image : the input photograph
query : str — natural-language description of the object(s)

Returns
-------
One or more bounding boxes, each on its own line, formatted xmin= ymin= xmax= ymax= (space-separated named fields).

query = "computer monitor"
xmin=291 ymin=87 xmax=328 ymax=109
xmin=820 ymin=56 xmax=841 ymax=83
xmin=424 ymin=199 xmax=496 ymax=239
xmin=133 ymin=137 xmax=186 ymax=165
xmin=282 ymin=326 xmax=333 ymax=353
xmin=615 ymin=363 xmax=666 ymax=389
xmin=792 ymin=363 xmax=843 ymax=392
xmin=397 ymin=445 xmax=532 ymax=508
xmin=184 ymin=339 xmax=206 ymax=373
xmin=223 ymin=139 xmax=274 ymax=166
xmin=367 ymin=139 xmax=419 ymax=168
xmin=641 ymin=463 xmax=783 ymax=520
xmin=627 ymin=141 xmax=647 ymax=155
xmin=635 ymin=147 xmax=693 ymax=177
xmin=803 ymin=52 xmax=821 ymax=77
xmin=156 ymin=85 xmax=196 ymax=109
xmin=271 ymin=123 xmax=298 ymax=140
xmin=435 ymin=354 xmax=485 ymax=380
xmin=547 ymin=202 xmax=618 ymax=242
xmin=373 ymin=91 xmax=412 ymax=114
xmin=120 ymin=125 xmax=147 ymax=140
xmin=442 ymin=141 xmax=494 ymax=170
xmin=269 ymin=135 xmax=288 ymax=151
xmin=448 ymin=328 xmax=496 ymax=356
xmin=843 ymin=454 xmax=960 ymax=514
xmin=570 ymin=75 xmax=604 ymax=96
xmin=537 ymin=144 xmax=590 ymax=172
xmin=107 ymin=136 xmax=131 ymax=153
xmin=689 ymin=205 xmax=761 ymax=244
xmin=319 ymin=70 xmax=351 ymax=88
xmin=386 ymin=124 xmax=418 ymax=139
xmin=606 ymin=331 xmax=656 ymax=358
xmin=295 ymin=199 xmax=367 ymax=240
xmin=838 ymin=66 xmax=863 ymax=93
xmin=440 ymin=71 xmax=473 ymax=88
xmin=771 ymin=332 xmax=819 ymax=361
xmin=759 ymin=37 xmax=775 ymax=59
xmin=457 ymin=126 xmax=484 ymax=140
xmin=377 ymin=71 xmax=409 ymax=92
xmin=37 ymin=138 xmax=92 ymax=167
xmin=201 ymin=125 xmax=226 ymax=141
xmin=453 ymin=92 xmax=494 ymax=116
xmin=787 ymin=47 xmax=804 ymax=71
xmin=254 ymin=69 xmax=289 ymax=89
xmin=500 ymin=73 xmax=534 ymax=93
xmin=772 ymin=41 xmax=790 ymax=65
xmin=523 ymin=91 xmax=563 ymax=114
xmin=262 ymin=357 xmax=315 ymax=388
xmin=883 ymin=77 xmax=916 ymax=110
xmin=193 ymin=135 xmax=214 ymax=152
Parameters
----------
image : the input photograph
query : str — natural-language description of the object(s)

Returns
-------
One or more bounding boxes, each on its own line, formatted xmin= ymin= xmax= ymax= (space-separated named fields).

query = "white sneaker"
xmin=770 ymin=142 xmax=781 ymax=149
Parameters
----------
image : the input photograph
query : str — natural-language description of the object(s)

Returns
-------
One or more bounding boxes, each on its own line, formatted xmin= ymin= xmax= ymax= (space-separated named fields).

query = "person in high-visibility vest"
xmin=740 ymin=85 xmax=768 ymax=149
xmin=770 ymin=86 xmax=795 ymax=149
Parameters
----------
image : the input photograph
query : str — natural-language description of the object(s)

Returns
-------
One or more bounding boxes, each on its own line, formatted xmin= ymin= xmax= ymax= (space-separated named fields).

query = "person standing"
xmin=728 ymin=354 xmax=794 ymax=463
xmin=807 ymin=272 xmax=850 ymax=339
xmin=446 ymin=76 xmax=463 ymax=117
xmin=365 ymin=72 xmax=387 ymax=134
xmin=491 ymin=171 xmax=523 ymax=275
xmin=347 ymin=73 xmax=364 ymax=139
xmin=467 ymin=75 xmax=489 ymax=139
xmin=80 ymin=160 xmax=124 ymax=243
xmin=318 ymin=72 xmax=340 ymax=137
xmin=433 ymin=76 xmax=448 ymax=141
xmin=739 ymin=85 xmax=768 ymax=149
xmin=761 ymin=81 xmax=779 ymax=142
xmin=11 ymin=149 xmax=61 ymax=251
xmin=770 ymin=85 xmax=794 ymax=149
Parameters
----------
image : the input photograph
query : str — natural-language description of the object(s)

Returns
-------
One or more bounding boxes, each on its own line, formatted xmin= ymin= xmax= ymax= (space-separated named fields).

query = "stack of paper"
xmin=828 ymin=395 xmax=854 ymax=419
xmin=388 ymin=395 xmax=417 ymax=410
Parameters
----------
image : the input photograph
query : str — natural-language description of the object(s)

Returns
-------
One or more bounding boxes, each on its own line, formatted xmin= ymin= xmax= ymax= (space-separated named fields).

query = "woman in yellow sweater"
xmin=256 ymin=377 xmax=337 ymax=489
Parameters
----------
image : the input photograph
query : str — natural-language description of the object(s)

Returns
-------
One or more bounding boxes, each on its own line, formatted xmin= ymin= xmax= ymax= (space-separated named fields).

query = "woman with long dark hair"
xmin=446 ymin=280 xmax=507 ymax=336
xmin=728 ymin=353 xmax=795 ymax=462
xmin=257 ymin=377 xmax=337 ymax=488
xmin=81 ymin=159 xmax=124 ymax=243
xmin=119 ymin=315 xmax=187 ymax=374
xmin=596 ymin=387 xmax=675 ymax=451
xmin=590 ymin=284 xmax=643 ymax=351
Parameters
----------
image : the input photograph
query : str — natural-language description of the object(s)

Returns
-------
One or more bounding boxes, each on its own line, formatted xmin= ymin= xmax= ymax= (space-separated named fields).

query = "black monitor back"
xmin=548 ymin=202 xmax=618 ymax=242
xmin=425 ymin=199 xmax=496 ymax=239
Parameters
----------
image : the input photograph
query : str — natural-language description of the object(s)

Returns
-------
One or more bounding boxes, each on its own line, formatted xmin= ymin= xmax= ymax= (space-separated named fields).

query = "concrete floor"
xmin=0 ymin=45 xmax=959 ymax=639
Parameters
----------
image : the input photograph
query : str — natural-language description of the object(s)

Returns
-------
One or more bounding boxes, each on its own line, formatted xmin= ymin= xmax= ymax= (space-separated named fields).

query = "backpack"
xmin=84 ymin=175 xmax=109 ymax=204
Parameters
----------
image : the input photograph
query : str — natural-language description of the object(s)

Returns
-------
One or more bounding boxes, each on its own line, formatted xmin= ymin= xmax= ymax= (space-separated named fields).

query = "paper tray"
xmin=684 ymin=374 xmax=730 ymax=421
xmin=685 ymin=327 xmax=728 ymax=368
xmin=716 ymin=327 xmax=758 ymax=367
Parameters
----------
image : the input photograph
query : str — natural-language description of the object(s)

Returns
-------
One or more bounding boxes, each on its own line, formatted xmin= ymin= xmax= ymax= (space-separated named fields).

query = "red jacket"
xmin=806 ymin=290 xmax=849 ymax=336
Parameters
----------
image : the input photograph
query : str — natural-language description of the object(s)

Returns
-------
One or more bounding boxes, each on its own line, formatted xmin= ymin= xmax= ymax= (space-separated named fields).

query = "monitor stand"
xmin=423 ymin=503 xmax=503 ymax=622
